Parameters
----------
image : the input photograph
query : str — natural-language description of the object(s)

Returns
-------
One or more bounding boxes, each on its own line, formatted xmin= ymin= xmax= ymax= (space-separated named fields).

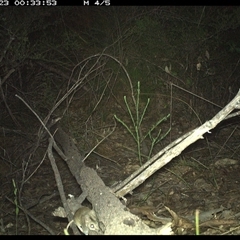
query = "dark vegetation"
xmin=1 ymin=6 xmax=240 ymax=235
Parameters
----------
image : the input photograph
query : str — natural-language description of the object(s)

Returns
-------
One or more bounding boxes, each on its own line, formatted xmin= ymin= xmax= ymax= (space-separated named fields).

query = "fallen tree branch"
xmin=79 ymin=165 xmax=172 ymax=235
xmin=113 ymin=89 xmax=240 ymax=197
xmin=50 ymin=122 xmax=173 ymax=234
xmin=47 ymin=138 xmax=80 ymax=235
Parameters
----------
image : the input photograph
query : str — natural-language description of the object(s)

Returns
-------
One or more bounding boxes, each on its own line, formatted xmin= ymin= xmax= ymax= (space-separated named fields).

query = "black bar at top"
xmin=8 ymin=0 xmax=163 ymax=6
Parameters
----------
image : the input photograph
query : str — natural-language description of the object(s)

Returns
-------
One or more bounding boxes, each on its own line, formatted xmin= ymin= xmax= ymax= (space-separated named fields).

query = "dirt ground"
xmin=1 ymin=91 xmax=240 ymax=235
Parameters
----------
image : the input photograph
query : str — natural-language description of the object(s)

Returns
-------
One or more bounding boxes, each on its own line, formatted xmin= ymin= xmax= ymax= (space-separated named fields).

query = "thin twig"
xmin=82 ymin=119 xmax=116 ymax=163
xmin=5 ymin=196 xmax=56 ymax=235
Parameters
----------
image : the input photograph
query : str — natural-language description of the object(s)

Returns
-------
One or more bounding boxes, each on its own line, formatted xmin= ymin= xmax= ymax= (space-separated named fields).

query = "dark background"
xmin=1 ymin=6 xmax=240 ymax=235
